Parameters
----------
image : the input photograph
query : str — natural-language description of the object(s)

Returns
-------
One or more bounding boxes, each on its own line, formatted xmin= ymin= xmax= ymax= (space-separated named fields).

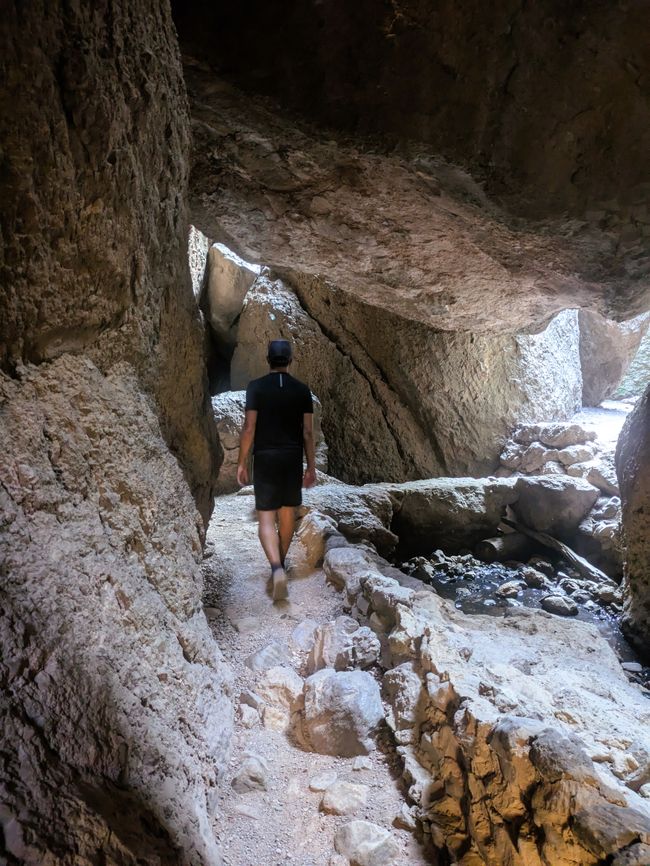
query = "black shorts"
xmin=253 ymin=449 xmax=303 ymax=511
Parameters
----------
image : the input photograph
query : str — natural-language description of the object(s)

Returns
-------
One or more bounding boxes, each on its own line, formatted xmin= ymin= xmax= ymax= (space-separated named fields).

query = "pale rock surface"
xmin=307 ymin=616 xmax=380 ymax=673
xmin=334 ymin=821 xmax=401 ymax=866
xmin=231 ymin=754 xmax=269 ymax=793
xmin=567 ymin=456 xmax=621 ymax=496
xmin=514 ymin=422 xmax=597 ymax=448
xmin=321 ymin=781 xmax=370 ymax=816
xmin=579 ymin=310 xmax=650 ymax=406
xmin=290 ymin=510 xmax=339 ymax=575
xmin=298 ymin=669 xmax=384 ymax=756
xmin=257 ymin=665 xmax=304 ymax=716
xmin=0 ymin=357 xmax=232 ymax=866
xmin=347 ymin=555 xmax=650 ymax=864
xmin=309 ymin=771 xmax=338 ymax=792
xmin=379 ymin=477 xmax=519 ymax=555
xmin=513 ymin=475 xmax=600 ymax=537
xmin=204 ymin=242 xmax=260 ymax=350
xmin=301 ymin=483 xmax=397 ymax=555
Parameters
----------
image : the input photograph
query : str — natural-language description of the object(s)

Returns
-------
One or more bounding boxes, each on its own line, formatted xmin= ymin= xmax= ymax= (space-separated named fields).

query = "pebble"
xmin=239 ymin=704 xmax=259 ymax=729
xmin=541 ymin=595 xmax=579 ymax=616
xmin=231 ymin=755 xmax=269 ymax=793
xmin=519 ymin=566 xmax=547 ymax=588
xmin=353 ymin=756 xmax=372 ymax=771
xmin=321 ymin=781 xmax=369 ymax=816
xmin=309 ymin=770 xmax=338 ymax=792
xmin=495 ymin=580 xmax=522 ymax=598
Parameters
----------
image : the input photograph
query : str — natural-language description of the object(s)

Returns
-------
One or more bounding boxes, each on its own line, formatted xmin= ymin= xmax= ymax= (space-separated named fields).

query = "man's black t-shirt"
xmin=245 ymin=372 xmax=313 ymax=452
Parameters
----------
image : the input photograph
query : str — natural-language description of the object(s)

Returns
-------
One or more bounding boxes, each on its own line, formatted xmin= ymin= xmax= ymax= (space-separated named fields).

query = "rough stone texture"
xmin=341 ymin=546 xmax=650 ymax=865
xmin=297 ymin=669 xmax=384 ymax=757
xmin=616 ymin=382 xmax=650 ymax=655
xmin=1 ymin=3 xmax=220 ymax=522
xmin=333 ymin=820 xmax=401 ymax=866
xmin=381 ymin=477 xmax=519 ymax=556
xmin=231 ymin=274 xmax=583 ymax=481
xmin=212 ymin=388 xmax=328 ymax=494
xmin=203 ymin=243 xmax=260 ymax=351
xmin=579 ymin=311 xmax=650 ymax=406
xmin=513 ymin=422 xmax=597 ymax=448
xmin=513 ymin=475 xmax=600 ymax=538
xmin=188 ymin=224 xmax=211 ymax=301
xmin=176 ymin=1 xmax=650 ymax=237
xmin=0 ymin=5 xmax=230 ymax=862
xmin=307 ymin=616 xmax=380 ymax=674
xmin=0 ymin=357 xmax=232 ymax=865
xmin=320 ymin=781 xmax=369 ymax=816
xmin=616 ymin=331 xmax=650 ymax=399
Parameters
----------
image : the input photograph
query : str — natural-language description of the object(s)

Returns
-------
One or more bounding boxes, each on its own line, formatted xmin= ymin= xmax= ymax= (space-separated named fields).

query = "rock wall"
xmin=0 ymin=3 xmax=231 ymax=863
xmin=0 ymin=1 xmax=220 ymax=521
xmin=616 ymin=383 xmax=650 ymax=657
xmin=174 ymin=0 xmax=650 ymax=227
xmin=231 ymin=274 xmax=582 ymax=482
xmin=579 ymin=311 xmax=649 ymax=406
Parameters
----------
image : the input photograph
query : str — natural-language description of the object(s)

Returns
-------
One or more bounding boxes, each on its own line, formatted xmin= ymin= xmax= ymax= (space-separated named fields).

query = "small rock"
xmin=291 ymin=619 xmax=319 ymax=651
xmin=639 ymin=783 xmax=650 ymax=799
xmin=527 ymin=557 xmax=555 ymax=577
xmin=393 ymin=803 xmax=417 ymax=831
xmin=240 ymin=689 xmax=265 ymax=711
xmin=203 ymin=606 xmax=220 ymax=620
xmin=541 ymin=595 xmax=579 ymax=616
xmin=594 ymin=585 xmax=622 ymax=605
xmin=309 ymin=770 xmax=338 ymax=792
xmin=520 ymin=566 xmax=547 ymax=588
xmin=239 ymin=704 xmax=259 ymax=729
xmin=321 ymin=781 xmax=369 ymax=815
xmin=231 ymin=755 xmax=269 ymax=793
xmin=244 ymin=641 xmax=290 ymax=672
xmin=496 ymin=579 xmax=522 ymax=598
xmin=232 ymin=801 xmax=259 ymax=819
xmin=334 ymin=820 xmax=401 ymax=866
xmin=257 ymin=665 xmax=304 ymax=711
xmin=353 ymin=756 xmax=372 ymax=771
xmin=621 ymin=662 xmax=643 ymax=673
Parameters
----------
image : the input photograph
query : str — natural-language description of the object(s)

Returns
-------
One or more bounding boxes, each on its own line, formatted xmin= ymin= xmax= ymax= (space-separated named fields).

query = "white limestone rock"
xmin=298 ymin=669 xmax=384 ymax=756
xmin=320 ymin=781 xmax=369 ymax=815
xmin=308 ymin=616 xmax=381 ymax=673
xmin=334 ymin=821 xmax=401 ymax=866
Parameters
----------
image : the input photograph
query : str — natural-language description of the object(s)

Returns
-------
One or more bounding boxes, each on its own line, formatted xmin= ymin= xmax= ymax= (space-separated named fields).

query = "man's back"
xmin=246 ymin=372 xmax=313 ymax=452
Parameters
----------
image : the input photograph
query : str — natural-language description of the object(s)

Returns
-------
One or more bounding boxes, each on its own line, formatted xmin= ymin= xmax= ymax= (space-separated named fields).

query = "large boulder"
xmin=513 ymin=475 xmax=600 ymax=538
xmin=380 ymin=477 xmax=520 ymax=556
xmin=579 ymin=311 xmax=649 ymax=406
xmin=616 ymin=383 xmax=650 ymax=655
xmin=203 ymin=243 xmax=260 ymax=351
xmin=307 ymin=616 xmax=380 ymax=674
xmin=212 ymin=389 xmax=328 ymax=494
xmin=297 ymin=668 xmax=384 ymax=756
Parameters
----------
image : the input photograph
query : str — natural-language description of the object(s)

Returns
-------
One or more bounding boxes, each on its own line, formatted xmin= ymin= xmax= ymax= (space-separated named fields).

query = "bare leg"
xmin=257 ymin=509 xmax=288 ymax=601
xmin=278 ymin=506 xmax=297 ymax=565
xmin=257 ymin=509 xmax=282 ymax=568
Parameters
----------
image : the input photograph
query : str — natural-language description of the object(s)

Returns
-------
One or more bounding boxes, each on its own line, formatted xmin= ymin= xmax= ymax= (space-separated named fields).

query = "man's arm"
xmin=237 ymin=409 xmax=257 ymax=486
xmin=302 ymin=412 xmax=316 ymax=488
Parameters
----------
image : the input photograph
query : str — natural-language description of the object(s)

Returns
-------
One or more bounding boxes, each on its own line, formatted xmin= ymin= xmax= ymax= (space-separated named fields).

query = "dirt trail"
xmin=202 ymin=492 xmax=433 ymax=866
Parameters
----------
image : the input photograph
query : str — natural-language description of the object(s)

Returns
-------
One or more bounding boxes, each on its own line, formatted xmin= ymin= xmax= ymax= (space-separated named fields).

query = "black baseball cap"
xmin=267 ymin=339 xmax=293 ymax=364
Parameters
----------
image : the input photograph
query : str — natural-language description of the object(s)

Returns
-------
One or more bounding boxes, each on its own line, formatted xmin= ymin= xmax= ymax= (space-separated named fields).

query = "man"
xmin=236 ymin=339 xmax=316 ymax=602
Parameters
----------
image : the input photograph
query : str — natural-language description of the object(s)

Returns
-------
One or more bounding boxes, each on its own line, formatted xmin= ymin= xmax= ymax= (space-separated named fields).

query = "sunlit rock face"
xmin=0 ymin=2 xmax=231 ymax=863
xmin=616 ymin=383 xmax=650 ymax=656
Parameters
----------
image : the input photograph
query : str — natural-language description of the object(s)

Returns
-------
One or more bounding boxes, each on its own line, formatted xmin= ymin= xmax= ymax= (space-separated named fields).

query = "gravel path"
xmin=202 ymin=492 xmax=434 ymax=866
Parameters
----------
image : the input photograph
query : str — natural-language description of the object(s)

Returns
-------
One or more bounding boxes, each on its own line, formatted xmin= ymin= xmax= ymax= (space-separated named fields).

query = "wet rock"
xmin=321 ymin=781 xmax=369 ymax=815
xmin=232 ymin=755 xmax=269 ymax=793
xmin=513 ymin=475 xmax=600 ymax=537
xmin=298 ymin=669 xmax=384 ymax=756
xmin=308 ymin=616 xmax=380 ymax=673
xmin=541 ymin=595 xmax=579 ymax=616
xmin=520 ymin=566 xmax=548 ymax=588
xmin=496 ymin=579 xmax=523 ymax=598
xmin=334 ymin=821 xmax=401 ymax=866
